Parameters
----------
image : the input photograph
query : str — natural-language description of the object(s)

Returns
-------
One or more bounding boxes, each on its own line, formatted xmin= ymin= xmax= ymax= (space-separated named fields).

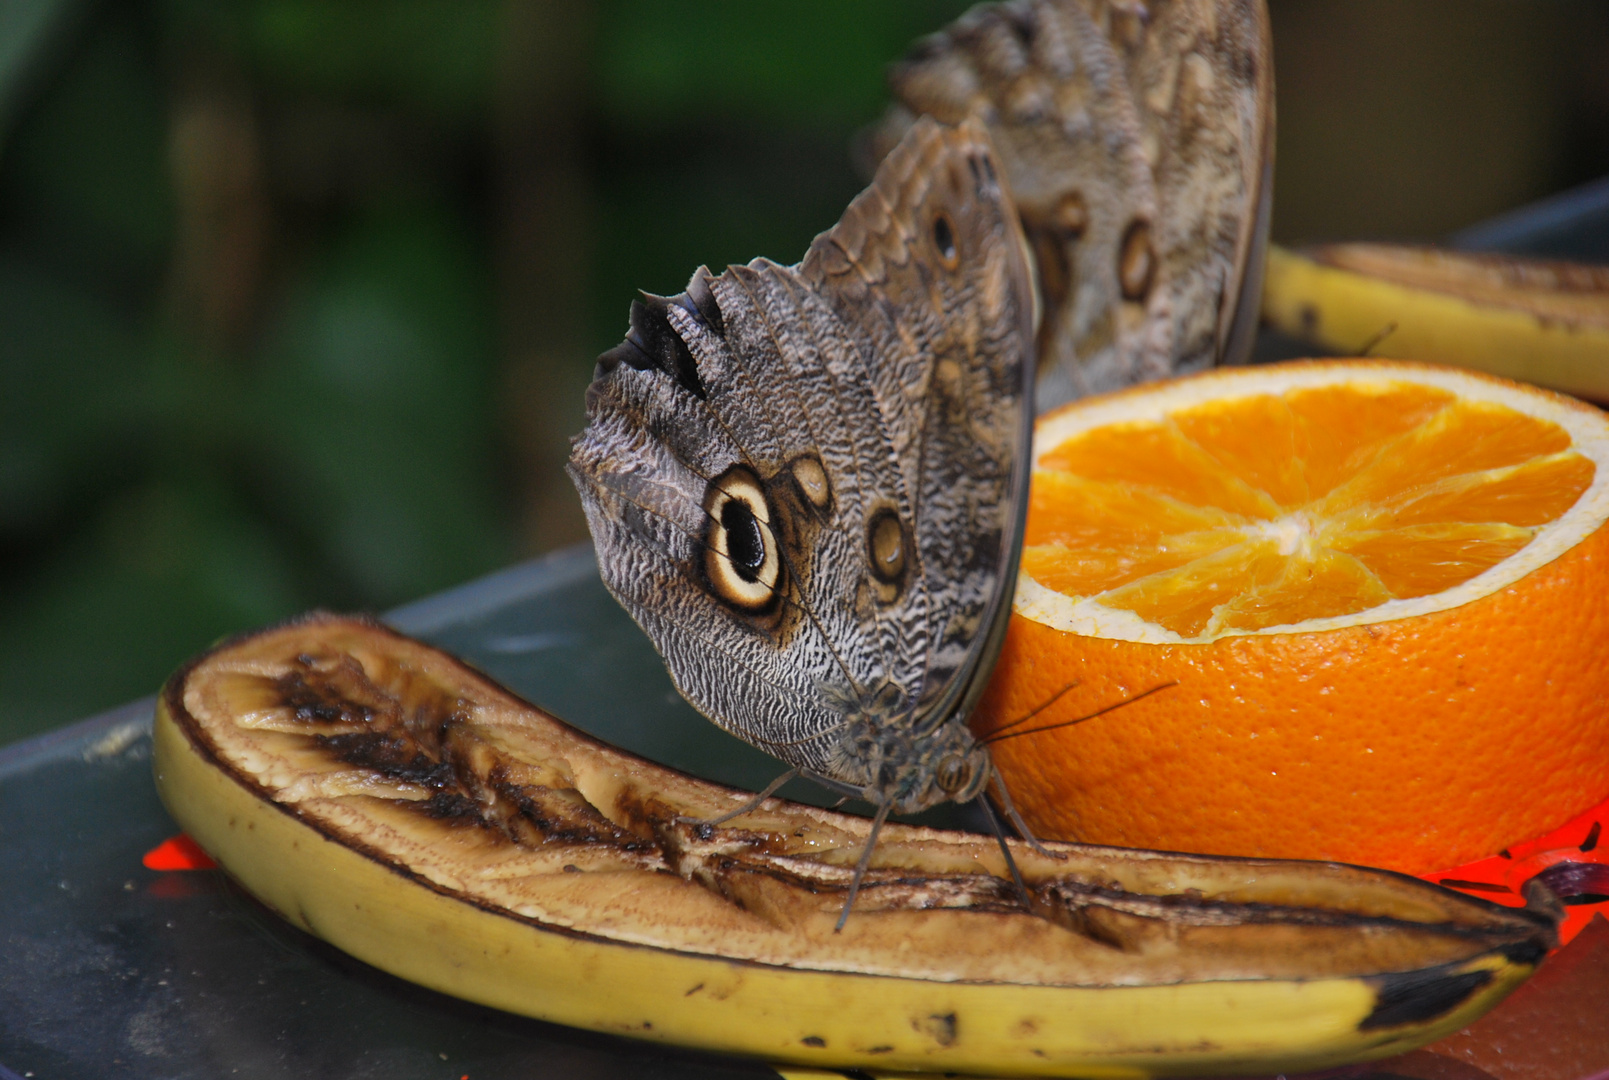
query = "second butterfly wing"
xmin=875 ymin=0 xmax=1273 ymax=410
xmin=569 ymin=118 xmax=1036 ymax=808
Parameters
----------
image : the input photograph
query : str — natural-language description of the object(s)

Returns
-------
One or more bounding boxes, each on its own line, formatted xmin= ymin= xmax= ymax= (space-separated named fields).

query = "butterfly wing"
xmin=797 ymin=122 xmax=1037 ymax=728
xmin=568 ymin=266 xmax=862 ymax=774
xmin=1122 ymin=0 xmax=1273 ymax=389
xmin=876 ymin=0 xmax=1272 ymax=411
xmin=568 ymin=117 xmax=1035 ymax=791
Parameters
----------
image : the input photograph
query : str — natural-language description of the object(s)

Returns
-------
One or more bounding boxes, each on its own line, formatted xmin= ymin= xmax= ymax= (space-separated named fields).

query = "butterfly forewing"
xmin=1123 ymin=0 xmax=1273 ymax=377
xmin=876 ymin=0 xmax=1272 ymax=411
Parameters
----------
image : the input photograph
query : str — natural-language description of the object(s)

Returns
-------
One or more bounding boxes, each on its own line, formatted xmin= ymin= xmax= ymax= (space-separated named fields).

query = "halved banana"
xmin=153 ymin=614 xmax=1558 ymax=1078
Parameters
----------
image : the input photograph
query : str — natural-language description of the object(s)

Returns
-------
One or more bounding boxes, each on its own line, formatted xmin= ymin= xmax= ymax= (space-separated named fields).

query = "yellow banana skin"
xmin=152 ymin=615 xmax=1557 ymax=1079
xmin=1262 ymin=244 xmax=1609 ymax=401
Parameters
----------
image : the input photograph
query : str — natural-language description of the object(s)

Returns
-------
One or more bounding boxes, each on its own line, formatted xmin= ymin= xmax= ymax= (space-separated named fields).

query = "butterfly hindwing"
xmin=800 ymin=117 xmax=1036 ymax=719
xmin=570 ymin=117 xmax=1035 ymax=792
xmin=574 ymin=274 xmax=857 ymax=768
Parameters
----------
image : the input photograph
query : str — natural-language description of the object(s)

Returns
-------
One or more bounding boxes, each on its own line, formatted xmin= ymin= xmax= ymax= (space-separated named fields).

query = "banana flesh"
xmin=152 ymin=614 xmax=1559 ymax=1078
xmin=1261 ymin=243 xmax=1609 ymax=401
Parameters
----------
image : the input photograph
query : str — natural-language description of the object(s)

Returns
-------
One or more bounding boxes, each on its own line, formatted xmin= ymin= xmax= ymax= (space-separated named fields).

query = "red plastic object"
xmin=1426 ymin=794 xmax=1609 ymax=947
xmin=142 ymin=833 xmax=218 ymax=872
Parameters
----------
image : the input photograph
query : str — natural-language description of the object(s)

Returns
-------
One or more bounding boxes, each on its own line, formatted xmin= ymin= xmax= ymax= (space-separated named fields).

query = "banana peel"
xmin=152 ymin=613 xmax=1559 ymax=1078
xmin=1261 ymin=243 xmax=1609 ymax=401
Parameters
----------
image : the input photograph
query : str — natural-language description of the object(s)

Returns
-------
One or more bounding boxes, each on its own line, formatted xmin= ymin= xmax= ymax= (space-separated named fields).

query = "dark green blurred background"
xmin=2 ymin=0 xmax=1606 ymax=746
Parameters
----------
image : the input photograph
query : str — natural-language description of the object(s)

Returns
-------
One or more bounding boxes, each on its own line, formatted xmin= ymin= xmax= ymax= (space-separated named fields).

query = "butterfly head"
xmin=895 ymin=721 xmax=992 ymax=814
xmin=833 ymin=695 xmax=992 ymax=815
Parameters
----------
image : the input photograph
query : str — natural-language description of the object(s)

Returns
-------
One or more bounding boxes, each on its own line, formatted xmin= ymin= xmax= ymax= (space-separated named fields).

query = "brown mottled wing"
xmin=799 ymin=116 xmax=1037 ymax=726
xmin=568 ymin=118 xmax=1035 ymax=781
xmin=1124 ymin=0 xmax=1273 ymax=391
xmin=876 ymin=0 xmax=1272 ymax=411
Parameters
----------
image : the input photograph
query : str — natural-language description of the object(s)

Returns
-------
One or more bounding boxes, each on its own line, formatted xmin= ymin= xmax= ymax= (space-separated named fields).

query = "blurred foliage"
xmin=0 ymin=0 xmax=970 ymax=744
xmin=597 ymin=2 xmax=948 ymax=126
xmin=246 ymin=0 xmax=501 ymax=115
xmin=0 ymin=0 xmax=1604 ymax=746
xmin=1270 ymin=0 xmax=1609 ymax=243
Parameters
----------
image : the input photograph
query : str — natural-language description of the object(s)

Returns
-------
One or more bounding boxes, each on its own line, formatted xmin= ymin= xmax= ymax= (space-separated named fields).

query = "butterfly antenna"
xmin=986 ymin=761 xmax=1065 ymax=860
xmin=980 ymin=680 xmax=1081 ymax=740
xmin=836 ymin=799 xmax=894 ymax=933
xmin=687 ymin=766 xmax=801 ymax=828
xmin=976 ymin=791 xmax=1033 ymax=907
xmin=979 ymin=682 xmax=1178 ymax=746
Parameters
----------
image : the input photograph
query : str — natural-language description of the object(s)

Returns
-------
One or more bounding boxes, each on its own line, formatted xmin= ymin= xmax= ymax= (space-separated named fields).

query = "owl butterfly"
xmin=868 ymin=0 xmax=1273 ymax=411
xmin=568 ymin=118 xmax=1041 ymax=918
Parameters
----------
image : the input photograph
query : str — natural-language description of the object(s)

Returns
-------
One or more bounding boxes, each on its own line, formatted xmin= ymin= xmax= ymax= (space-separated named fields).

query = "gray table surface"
xmin=0 ymin=545 xmax=803 ymax=1080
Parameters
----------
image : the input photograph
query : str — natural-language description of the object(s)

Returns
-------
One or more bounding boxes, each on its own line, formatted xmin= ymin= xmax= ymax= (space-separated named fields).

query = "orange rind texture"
xmin=980 ymin=361 xmax=1609 ymax=874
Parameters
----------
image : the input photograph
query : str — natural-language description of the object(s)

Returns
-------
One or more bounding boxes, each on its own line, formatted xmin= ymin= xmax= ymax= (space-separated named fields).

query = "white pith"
xmin=1017 ymin=362 xmax=1609 ymax=644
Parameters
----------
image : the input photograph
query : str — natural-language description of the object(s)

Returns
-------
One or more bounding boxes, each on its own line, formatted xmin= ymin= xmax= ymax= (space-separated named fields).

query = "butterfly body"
xmin=568 ymin=118 xmax=1035 ymax=820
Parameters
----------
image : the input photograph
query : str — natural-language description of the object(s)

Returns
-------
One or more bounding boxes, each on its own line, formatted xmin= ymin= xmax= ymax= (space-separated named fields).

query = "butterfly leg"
xmin=683 ymin=766 xmax=801 ymax=828
xmin=988 ymin=765 xmax=1068 ymax=861
xmin=977 ymin=794 xmax=1033 ymax=908
xmin=836 ymin=799 xmax=894 ymax=933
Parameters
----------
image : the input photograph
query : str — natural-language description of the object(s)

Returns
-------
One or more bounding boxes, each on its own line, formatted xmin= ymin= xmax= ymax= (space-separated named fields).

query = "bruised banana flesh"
xmin=1261 ymin=243 xmax=1609 ymax=401
xmin=153 ymin=614 xmax=1559 ymax=1079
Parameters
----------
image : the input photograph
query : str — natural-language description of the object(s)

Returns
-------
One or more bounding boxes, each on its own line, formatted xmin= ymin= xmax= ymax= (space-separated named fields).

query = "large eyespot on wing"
xmin=702 ymin=465 xmax=785 ymax=619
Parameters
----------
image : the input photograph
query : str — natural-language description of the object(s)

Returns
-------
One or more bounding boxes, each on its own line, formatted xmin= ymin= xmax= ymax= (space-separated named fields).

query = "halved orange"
xmin=974 ymin=360 xmax=1609 ymax=875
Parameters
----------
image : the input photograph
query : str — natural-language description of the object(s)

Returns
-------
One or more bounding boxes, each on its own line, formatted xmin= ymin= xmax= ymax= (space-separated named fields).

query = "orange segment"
xmin=1311 ymin=399 xmax=1574 ymax=510
xmin=1279 ymin=382 xmax=1455 ymax=499
xmin=979 ymin=360 xmax=1609 ymax=874
xmin=1021 ymin=530 xmax=1247 ymax=602
xmin=1340 ymin=452 xmax=1597 ymax=530
xmin=1097 ymin=541 xmax=1285 ymax=639
xmin=1024 ymin=470 xmax=1252 ymax=546
xmin=1332 ymin=523 xmax=1534 ymax=598
xmin=1039 ymin=422 xmax=1281 ymax=519
xmin=1210 ymin=546 xmax=1390 ymax=633
xmin=1169 ymin=393 xmax=1311 ymax=507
